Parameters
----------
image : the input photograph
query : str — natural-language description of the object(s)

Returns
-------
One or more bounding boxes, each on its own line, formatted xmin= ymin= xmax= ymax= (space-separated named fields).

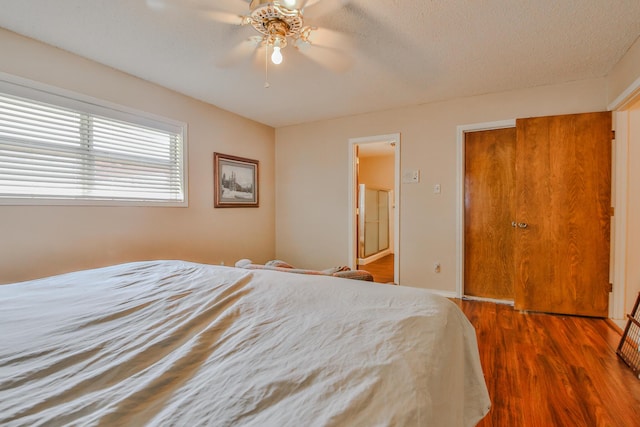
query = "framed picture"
xmin=214 ymin=152 xmax=259 ymax=208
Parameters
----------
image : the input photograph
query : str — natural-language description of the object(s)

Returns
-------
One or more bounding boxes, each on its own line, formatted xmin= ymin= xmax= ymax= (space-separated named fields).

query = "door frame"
xmin=348 ymin=133 xmax=401 ymax=284
xmin=608 ymin=109 xmax=629 ymax=321
xmin=455 ymin=120 xmax=515 ymax=299
xmin=608 ymin=76 xmax=640 ymax=320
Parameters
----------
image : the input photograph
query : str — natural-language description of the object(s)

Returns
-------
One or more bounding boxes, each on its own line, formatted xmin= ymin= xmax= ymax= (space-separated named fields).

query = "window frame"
xmin=0 ymin=72 xmax=188 ymax=207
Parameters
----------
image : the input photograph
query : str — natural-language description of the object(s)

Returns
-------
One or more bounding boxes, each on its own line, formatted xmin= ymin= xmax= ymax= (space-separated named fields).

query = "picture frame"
xmin=213 ymin=152 xmax=259 ymax=208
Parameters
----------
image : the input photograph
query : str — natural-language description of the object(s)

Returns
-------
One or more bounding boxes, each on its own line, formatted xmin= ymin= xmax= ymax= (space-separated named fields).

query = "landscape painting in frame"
xmin=214 ymin=152 xmax=259 ymax=208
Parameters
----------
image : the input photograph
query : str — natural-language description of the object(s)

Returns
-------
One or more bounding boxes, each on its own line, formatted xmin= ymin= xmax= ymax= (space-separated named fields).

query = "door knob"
xmin=518 ymin=222 xmax=528 ymax=229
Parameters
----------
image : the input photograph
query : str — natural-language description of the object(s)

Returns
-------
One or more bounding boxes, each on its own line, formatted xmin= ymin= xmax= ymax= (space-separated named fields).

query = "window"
xmin=0 ymin=75 xmax=187 ymax=206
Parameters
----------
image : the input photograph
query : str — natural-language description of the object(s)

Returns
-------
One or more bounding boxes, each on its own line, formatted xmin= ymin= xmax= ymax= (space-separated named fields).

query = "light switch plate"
xmin=402 ymin=169 xmax=420 ymax=183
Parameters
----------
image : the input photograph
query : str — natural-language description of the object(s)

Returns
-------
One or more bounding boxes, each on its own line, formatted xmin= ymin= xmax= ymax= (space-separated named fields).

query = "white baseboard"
xmin=358 ymin=249 xmax=391 ymax=265
xmin=462 ymin=295 xmax=515 ymax=305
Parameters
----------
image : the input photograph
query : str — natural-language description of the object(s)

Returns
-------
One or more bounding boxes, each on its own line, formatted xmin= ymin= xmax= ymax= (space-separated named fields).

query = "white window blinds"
xmin=0 ymin=77 xmax=186 ymax=205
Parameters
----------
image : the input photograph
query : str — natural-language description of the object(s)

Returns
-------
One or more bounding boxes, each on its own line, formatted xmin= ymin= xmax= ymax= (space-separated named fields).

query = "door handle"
xmin=518 ymin=222 xmax=528 ymax=229
xmin=511 ymin=221 xmax=517 ymax=228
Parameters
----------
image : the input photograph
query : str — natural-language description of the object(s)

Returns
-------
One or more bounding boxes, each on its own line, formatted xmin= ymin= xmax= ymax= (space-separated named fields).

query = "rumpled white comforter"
xmin=0 ymin=260 xmax=490 ymax=426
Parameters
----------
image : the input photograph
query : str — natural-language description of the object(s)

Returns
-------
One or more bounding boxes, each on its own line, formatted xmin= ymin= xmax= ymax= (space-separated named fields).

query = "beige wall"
xmin=0 ymin=29 xmax=276 ymax=284
xmin=4 ymin=23 xmax=640 ymax=304
xmin=276 ymin=79 xmax=608 ymax=292
xmin=359 ymin=155 xmax=394 ymax=190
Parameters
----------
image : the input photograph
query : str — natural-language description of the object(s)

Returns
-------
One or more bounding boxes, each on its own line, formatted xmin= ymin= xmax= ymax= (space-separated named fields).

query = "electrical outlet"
xmin=434 ymin=262 xmax=441 ymax=273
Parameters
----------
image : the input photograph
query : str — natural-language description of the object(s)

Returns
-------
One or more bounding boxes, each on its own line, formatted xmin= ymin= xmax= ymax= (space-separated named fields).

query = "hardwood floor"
xmin=358 ymin=254 xmax=394 ymax=284
xmin=452 ymin=299 xmax=640 ymax=427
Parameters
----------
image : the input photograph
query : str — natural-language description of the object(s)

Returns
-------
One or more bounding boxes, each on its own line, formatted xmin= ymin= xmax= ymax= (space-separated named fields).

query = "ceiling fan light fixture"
xmin=271 ymin=45 xmax=283 ymax=64
xmin=249 ymin=0 xmax=303 ymax=32
xmin=266 ymin=20 xmax=288 ymax=64
xmin=246 ymin=0 xmax=314 ymax=64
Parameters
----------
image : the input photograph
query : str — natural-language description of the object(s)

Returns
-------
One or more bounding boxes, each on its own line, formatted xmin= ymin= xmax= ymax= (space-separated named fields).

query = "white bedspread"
xmin=0 ymin=260 xmax=490 ymax=426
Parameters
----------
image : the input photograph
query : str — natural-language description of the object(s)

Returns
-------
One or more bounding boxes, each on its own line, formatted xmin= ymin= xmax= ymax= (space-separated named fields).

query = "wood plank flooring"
xmin=358 ymin=254 xmax=394 ymax=284
xmin=452 ymin=299 xmax=640 ymax=426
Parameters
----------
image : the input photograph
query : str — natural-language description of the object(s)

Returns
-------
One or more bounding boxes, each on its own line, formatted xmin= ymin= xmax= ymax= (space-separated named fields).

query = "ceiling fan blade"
xmin=305 ymin=27 xmax=353 ymax=50
xmin=216 ymin=36 xmax=263 ymax=68
xmin=212 ymin=0 xmax=248 ymax=13
xmin=303 ymin=0 xmax=352 ymax=19
xmin=148 ymin=0 xmax=246 ymax=10
xmin=202 ymin=10 xmax=245 ymax=25
xmin=295 ymin=41 xmax=352 ymax=73
xmin=146 ymin=0 xmax=247 ymax=19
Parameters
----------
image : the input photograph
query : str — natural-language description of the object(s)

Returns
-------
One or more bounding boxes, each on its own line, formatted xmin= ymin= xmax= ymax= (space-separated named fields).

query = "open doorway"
xmin=348 ymin=134 xmax=400 ymax=284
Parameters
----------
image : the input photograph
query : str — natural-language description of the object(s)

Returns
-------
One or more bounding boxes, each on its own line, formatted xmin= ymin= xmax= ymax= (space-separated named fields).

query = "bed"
xmin=0 ymin=260 xmax=490 ymax=426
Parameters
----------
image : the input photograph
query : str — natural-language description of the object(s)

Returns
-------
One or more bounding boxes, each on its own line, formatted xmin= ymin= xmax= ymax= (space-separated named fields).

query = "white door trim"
xmin=611 ymin=111 xmax=629 ymax=320
xmin=455 ymin=120 xmax=516 ymax=298
xmin=348 ymin=133 xmax=401 ymax=284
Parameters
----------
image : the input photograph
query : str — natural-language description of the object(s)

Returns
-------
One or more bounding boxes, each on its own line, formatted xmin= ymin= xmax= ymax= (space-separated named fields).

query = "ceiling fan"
xmin=243 ymin=0 xmax=315 ymax=66
xmin=147 ymin=0 xmax=352 ymax=80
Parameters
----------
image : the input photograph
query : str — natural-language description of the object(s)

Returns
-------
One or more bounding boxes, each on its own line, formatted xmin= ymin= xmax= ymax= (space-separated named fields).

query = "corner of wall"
xmin=607 ymin=36 xmax=640 ymax=109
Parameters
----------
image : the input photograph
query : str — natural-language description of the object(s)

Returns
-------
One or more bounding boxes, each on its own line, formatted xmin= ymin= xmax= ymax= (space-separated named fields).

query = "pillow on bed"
xmin=235 ymin=259 xmax=253 ymax=268
xmin=321 ymin=266 xmax=351 ymax=274
xmin=265 ymin=260 xmax=295 ymax=269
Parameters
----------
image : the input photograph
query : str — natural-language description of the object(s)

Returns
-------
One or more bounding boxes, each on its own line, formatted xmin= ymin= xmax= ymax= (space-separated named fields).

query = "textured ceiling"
xmin=0 ymin=0 xmax=639 ymax=127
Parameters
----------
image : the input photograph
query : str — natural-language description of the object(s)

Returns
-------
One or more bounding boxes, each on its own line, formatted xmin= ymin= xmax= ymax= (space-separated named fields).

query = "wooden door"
xmin=465 ymin=128 xmax=517 ymax=300
xmin=514 ymin=112 xmax=611 ymax=317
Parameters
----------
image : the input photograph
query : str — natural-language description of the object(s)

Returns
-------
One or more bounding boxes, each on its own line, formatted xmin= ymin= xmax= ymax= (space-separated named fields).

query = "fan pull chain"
xmin=264 ymin=43 xmax=270 ymax=89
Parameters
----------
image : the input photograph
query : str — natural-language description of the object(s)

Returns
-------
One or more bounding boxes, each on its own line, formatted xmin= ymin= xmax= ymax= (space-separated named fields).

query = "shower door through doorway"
xmin=358 ymin=184 xmax=390 ymax=261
